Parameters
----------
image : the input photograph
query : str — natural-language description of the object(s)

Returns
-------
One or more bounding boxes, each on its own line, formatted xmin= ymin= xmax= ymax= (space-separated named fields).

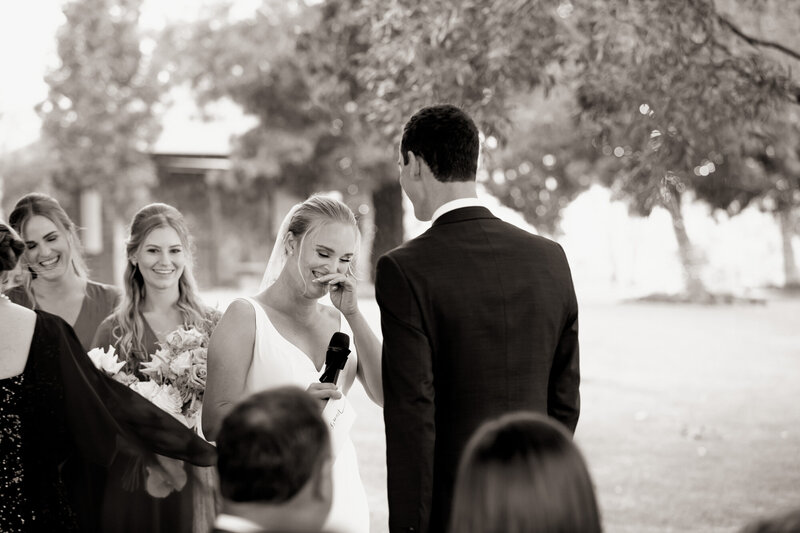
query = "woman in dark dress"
xmin=0 ymin=221 xmax=215 ymax=532
xmin=8 ymin=192 xmax=119 ymax=350
xmin=92 ymin=203 xmax=220 ymax=533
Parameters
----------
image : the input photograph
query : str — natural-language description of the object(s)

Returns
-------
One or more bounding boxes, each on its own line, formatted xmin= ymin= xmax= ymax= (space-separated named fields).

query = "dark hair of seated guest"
xmin=217 ymin=386 xmax=330 ymax=503
xmin=449 ymin=412 xmax=602 ymax=533
xmin=0 ymin=221 xmax=25 ymax=273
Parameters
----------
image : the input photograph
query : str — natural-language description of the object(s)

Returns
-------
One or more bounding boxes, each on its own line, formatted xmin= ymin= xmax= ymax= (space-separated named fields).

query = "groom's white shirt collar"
xmin=431 ymin=197 xmax=484 ymax=223
xmin=213 ymin=513 xmax=264 ymax=532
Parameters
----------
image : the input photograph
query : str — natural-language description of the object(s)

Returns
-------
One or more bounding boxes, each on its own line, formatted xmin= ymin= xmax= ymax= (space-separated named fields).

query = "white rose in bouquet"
xmin=112 ymin=372 xmax=139 ymax=386
xmin=166 ymin=327 xmax=205 ymax=350
xmin=87 ymin=346 xmax=126 ymax=376
xmin=140 ymin=347 xmax=172 ymax=381
xmin=168 ymin=351 xmax=193 ymax=378
xmin=87 ymin=346 xmax=105 ymax=369
xmin=190 ymin=347 xmax=207 ymax=364
xmin=150 ymin=384 xmax=187 ymax=425
xmin=131 ymin=380 xmax=161 ymax=402
xmin=187 ymin=364 xmax=207 ymax=391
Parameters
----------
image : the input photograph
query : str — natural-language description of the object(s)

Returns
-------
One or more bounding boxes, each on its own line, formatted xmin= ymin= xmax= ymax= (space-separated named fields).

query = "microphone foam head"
xmin=329 ymin=331 xmax=350 ymax=350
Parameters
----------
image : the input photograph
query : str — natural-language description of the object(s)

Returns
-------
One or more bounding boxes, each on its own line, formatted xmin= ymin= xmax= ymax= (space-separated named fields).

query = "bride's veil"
xmin=259 ymin=203 xmax=302 ymax=291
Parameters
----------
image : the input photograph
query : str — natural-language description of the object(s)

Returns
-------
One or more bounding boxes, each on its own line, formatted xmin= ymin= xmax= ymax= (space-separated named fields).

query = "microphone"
xmin=319 ymin=332 xmax=351 ymax=385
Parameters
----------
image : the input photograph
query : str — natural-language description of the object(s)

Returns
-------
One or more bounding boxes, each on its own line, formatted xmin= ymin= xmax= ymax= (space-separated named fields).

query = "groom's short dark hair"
xmin=217 ymin=386 xmax=329 ymax=503
xmin=401 ymin=104 xmax=480 ymax=183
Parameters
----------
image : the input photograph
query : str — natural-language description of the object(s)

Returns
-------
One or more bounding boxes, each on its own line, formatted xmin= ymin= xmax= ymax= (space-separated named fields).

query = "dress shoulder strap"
xmin=233 ymin=296 xmax=269 ymax=353
xmin=233 ymin=296 xmax=262 ymax=318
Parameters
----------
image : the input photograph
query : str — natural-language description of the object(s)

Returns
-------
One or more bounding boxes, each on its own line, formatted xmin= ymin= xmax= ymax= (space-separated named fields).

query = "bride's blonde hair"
xmin=260 ymin=195 xmax=362 ymax=292
xmin=284 ymin=195 xmax=361 ymax=281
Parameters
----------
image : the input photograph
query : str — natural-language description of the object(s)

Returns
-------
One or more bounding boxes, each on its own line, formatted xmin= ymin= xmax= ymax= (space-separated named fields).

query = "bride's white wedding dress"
xmin=238 ymin=296 xmax=370 ymax=533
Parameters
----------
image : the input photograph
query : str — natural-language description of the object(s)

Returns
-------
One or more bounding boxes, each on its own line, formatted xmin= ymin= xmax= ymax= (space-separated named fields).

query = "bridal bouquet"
xmin=88 ymin=324 xmax=215 ymax=502
xmin=139 ymin=326 xmax=209 ymax=431
xmin=87 ymin=325 xmax=210 ymax=432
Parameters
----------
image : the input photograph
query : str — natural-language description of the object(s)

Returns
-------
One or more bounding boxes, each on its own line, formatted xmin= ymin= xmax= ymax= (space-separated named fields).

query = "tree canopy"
xmin=10 ymin=0 xmax=799 ymax=291
xmin=38 ymin=0 xmax=160 ymax=215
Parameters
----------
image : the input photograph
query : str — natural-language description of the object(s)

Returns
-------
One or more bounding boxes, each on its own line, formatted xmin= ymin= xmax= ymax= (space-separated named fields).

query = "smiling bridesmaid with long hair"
xmin=7 ymin=193 xmax=119 ymax=350
xmin=93 ymin=202 xmax=217 ymax=378
xmin=92 ymin=202 xmax=220 ymax=533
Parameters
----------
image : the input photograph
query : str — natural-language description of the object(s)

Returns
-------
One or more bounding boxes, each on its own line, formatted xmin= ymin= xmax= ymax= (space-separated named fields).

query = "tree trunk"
xmin=112 ymin=216 xmax=127 ymax=288
xmin=263 ymin=177 xmax=276 ymax=244
xmin=370 ymin=180 xmax=404 ymax=281
xmin=664 ymin=192 xmax=708 ymax=299
xmin=354 ymin=195 xmax=376 ymax=286
xmin=205 ymin=172 xmax=223 ymax=287
xmin=778 ymin=208 xmax=800 ymax=288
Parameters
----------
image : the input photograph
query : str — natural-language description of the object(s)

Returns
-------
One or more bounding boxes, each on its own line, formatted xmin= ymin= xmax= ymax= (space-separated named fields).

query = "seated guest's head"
xmin=0 ymin=221 xmax=25 ymax=289
xmin=449 ymin=412 xmax=602 ymax=533
xmin=216 ymin=386 xmax=332 ymax=532
xmin=741 ymin=508 xmax=800 ymax=533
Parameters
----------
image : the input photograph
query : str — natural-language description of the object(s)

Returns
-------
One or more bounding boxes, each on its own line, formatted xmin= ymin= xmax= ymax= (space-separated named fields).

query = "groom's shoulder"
xmin=380 ymin=231 xmax=433 ymax=261
xmin=375 ymin=236 xmax=430 ymax=279
xmin=493 ymin=219 xmax=565 ymax=251
xmin=380 ymin=222 xmax=563 ymax=260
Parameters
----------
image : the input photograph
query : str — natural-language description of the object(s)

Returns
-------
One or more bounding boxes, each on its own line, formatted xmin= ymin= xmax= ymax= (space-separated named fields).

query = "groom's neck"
xmin=425 ymin=181 xmax=478 ymax=218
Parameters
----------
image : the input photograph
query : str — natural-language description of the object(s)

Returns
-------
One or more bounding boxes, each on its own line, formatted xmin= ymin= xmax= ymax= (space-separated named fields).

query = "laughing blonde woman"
xmin=8 ymin=192 xmax=119 ymax=351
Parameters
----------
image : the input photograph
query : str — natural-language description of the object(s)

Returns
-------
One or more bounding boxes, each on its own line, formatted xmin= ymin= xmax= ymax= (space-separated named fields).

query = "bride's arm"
xmin=345 ymin=309 xmax=384 ymax=407
xmin=202 ymin=299 xmax=256 ymax=441
xmin=320 ymin=272 xmax=384 ymax=406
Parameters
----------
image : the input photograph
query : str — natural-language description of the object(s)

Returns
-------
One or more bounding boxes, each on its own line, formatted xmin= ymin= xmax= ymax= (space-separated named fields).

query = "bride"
xmin=203 ymin=194 xmax=382 ymax=533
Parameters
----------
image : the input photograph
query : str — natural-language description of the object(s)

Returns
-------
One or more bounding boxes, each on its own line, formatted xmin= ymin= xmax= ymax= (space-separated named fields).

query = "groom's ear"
xmin=407 ymin=151 xmax=424 ymax=181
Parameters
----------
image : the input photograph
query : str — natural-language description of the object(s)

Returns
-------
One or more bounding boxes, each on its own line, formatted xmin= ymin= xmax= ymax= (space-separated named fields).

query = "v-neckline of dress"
xmin=252 ymin=297 xmax=339 ymax=374
xmin=33 ymin=284 xmax=89 ymax=329
xmin=139 ymin=311 xmax=165 ymax=346
xmin=73 ymin=288 xmax=90 ymax=328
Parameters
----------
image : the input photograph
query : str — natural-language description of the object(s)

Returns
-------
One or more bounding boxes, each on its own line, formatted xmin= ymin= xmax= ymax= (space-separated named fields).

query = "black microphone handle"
xmin=319 ymin=365 xmax=341 ymax=384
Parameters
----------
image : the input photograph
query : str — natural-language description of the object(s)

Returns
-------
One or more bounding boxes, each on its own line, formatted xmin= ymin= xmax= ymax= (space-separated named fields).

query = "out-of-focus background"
xmin=2 ymin=1 xmax=799 ymax=532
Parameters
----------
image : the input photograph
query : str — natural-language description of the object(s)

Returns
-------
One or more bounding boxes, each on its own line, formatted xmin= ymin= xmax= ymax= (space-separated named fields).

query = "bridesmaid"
xmin=92 ymin=202 xmax=219 ymax=533
xmin=92 ymin=202 xmax=218 ymax=377
xmin=8 ymin=192 xmax=119 ymax=351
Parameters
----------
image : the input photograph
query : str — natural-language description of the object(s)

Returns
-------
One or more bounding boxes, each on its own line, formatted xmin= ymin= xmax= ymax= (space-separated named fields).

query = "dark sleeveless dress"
xmin=92 ymin=310 xmax=221 ymax=533
xmin=0 ymin=311 xmax=216 ymax=532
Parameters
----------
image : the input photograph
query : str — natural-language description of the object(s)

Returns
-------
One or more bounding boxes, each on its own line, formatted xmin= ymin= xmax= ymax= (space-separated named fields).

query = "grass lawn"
xmin=345 ymin=295 xmax=800 ymax=533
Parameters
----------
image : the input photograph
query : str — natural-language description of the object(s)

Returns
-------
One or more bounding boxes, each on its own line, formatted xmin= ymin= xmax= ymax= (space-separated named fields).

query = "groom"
xmin=376 ymin=104 xmax=580 ymax=533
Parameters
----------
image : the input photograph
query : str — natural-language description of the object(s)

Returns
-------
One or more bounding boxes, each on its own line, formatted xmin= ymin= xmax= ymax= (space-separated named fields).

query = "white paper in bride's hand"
xmin=321 ymin=395 xmax=357 ymax=458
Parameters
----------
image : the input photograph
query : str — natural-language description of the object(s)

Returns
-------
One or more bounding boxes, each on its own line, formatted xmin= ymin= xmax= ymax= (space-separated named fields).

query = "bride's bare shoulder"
xmin=214 ymin=298 xmax=257 ymax=336
xmin=222 ymin=297 xmax=257 ymax=318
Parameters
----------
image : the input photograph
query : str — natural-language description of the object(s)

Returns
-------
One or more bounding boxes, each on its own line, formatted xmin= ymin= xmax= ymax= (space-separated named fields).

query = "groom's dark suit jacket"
xmin=376 ymin=206 xmax=580 ymax=533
